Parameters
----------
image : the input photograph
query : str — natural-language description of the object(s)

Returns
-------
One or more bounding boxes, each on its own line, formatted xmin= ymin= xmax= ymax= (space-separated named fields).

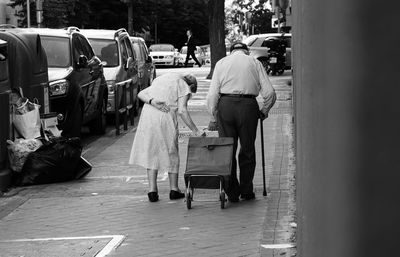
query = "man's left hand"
xmin=259 ymin=111 xmax=268 ymax=120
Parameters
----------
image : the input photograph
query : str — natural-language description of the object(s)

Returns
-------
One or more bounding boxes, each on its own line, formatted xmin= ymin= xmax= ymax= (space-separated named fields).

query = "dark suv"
xmin=26 ymin=27 xmax=108 ymax=137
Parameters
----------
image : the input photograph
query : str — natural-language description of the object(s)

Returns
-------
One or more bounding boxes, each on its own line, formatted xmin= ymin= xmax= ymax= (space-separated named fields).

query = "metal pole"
xmin=276 ymin=6 xmax=281 ymax=33
xmin=26 ymin=0 xmax=30 ymax=28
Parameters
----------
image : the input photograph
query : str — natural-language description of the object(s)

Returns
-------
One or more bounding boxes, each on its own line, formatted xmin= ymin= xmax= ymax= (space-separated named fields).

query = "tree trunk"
xmin=207 ymin=0 xmax=226 ymax=79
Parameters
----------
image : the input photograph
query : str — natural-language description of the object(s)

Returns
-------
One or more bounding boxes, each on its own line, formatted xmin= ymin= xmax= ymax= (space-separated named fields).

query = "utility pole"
xmin=128 ymin=0 xmax=134 ymax=35
xmin=272 ymin=0 xmax=281 ymax=33
xmin=26 ymin=0 xmax=30 ymax=27
xmin=120 ymin=0 xmax=134 ymax=35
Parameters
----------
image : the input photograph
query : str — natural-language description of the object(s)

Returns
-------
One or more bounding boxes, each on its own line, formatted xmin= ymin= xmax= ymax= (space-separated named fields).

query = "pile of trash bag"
xmin=13 ymin=137 xmax=86 ymax=186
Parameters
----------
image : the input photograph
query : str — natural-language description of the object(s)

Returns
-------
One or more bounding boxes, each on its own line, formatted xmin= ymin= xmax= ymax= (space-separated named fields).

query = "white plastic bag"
xmin=12 ymin=98 xmax=41 ymax=139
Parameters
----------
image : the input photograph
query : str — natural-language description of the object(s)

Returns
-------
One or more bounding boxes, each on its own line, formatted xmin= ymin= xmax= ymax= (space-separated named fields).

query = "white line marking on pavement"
xmin=261 ymin=243 xmax=295 ymax=249
xmin=188 ymin=100 xmax=205 ymax=106
xmin=96 ymin=235 xmax=125 ymax=257
xmin=0 ymin=235 xmax=126 ymax=257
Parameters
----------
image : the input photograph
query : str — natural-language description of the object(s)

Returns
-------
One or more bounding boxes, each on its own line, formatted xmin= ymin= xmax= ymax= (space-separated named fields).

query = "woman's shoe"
xmin=169 ymin=190 xmax=185 ymax=200
xmin=148 ymin=192 xmax=159 ymax=202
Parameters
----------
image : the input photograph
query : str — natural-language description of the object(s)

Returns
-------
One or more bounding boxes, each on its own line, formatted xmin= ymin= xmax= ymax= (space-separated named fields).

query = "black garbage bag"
xmin=17 ymin=137 xmax=82 ymax=186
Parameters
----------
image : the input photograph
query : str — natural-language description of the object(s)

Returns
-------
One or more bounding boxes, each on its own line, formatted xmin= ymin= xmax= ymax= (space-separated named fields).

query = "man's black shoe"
xmin=169 ymin=190 xmax=185 ymax=200
xmin=240 ymin=192 xmax=256 ymax=200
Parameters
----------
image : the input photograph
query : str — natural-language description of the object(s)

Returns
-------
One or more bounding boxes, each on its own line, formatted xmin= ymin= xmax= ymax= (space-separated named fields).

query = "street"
xmin=0 ymin=67 xmax=296 ymax=257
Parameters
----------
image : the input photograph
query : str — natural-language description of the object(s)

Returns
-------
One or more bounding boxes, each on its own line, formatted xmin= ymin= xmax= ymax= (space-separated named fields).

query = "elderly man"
xmin=206 ymin=42 xmax=276 ymax=202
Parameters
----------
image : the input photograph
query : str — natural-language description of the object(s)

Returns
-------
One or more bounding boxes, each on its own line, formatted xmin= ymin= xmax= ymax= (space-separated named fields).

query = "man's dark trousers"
xmin=185 ymin=50 xmax=201 ymax=67
xmin=217 ymin=96 xmax=259 ymax=200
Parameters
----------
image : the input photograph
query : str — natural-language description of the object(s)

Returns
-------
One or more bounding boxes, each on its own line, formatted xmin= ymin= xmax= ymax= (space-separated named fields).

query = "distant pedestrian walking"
xmin=184 ymin=29 xmax=202 ymax=67
xmin=129 ymin=73 xmax=204 ymax=202
xmin=206 ymin=42 xmax=276 ymax=202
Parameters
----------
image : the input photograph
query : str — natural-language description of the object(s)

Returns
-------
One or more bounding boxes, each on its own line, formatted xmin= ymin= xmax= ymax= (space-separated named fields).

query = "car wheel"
xmin=89 ymin=98 xmax=107 ymax=135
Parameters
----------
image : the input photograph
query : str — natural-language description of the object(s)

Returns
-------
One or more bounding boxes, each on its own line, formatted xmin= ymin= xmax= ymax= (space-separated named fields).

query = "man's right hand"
xmin=208 ymin=121 xmax=218 ymax=131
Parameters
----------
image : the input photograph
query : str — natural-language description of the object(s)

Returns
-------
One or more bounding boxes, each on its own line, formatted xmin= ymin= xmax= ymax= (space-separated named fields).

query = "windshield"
xmin=40 ymin=36 xmax=71 ymax=68
xmin=242 ymin=35 xmax=258 ymax=47
xmin=149 ymin=44 xmax=174 ymax=52
xmin=89 ymin=39 xmax=119 ymax=67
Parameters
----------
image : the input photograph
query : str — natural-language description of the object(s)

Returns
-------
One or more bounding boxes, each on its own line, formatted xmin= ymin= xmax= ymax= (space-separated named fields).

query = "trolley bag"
xmin=184 ymin=137 xmax=234 ymax=209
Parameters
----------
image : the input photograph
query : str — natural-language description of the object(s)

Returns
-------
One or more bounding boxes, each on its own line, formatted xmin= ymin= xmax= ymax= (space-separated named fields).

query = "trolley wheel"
xmin=186 ymin=190 xmax=192 ymax=209
xmin=220 ymin=192 xmax=226 ymax=209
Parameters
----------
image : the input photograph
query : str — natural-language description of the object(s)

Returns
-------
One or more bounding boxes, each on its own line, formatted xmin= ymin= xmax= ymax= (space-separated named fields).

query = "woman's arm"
xmin=137 ymin=87 xmax=151 ymax=103
xmin=138 ymin=88 xmax=170 ymax=113
xmin=177 ymin=94 xmax=202 ymax=135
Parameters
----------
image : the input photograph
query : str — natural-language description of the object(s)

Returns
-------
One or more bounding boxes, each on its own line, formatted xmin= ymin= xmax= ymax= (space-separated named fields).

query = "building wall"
xmin=293 ymin=0 xmax=400 ymax=256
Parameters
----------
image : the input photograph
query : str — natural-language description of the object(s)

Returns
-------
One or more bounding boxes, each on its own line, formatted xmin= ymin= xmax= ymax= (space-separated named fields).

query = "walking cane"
xmin=260 ymin=117 xmax=267 ymax=196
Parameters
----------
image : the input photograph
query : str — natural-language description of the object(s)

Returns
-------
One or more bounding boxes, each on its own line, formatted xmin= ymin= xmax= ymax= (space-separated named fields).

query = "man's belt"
xmin=220 ymin=93 xmax=256 ymax=98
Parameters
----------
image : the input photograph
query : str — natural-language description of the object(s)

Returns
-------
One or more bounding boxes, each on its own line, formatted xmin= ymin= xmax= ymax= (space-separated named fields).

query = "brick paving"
xmin=0 ymin=80 xmax=296 ymax=257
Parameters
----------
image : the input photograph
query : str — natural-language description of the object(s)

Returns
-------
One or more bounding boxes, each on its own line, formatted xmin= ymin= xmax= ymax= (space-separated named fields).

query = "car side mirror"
xmin=77 ymin=55 xmax=88 ymax=68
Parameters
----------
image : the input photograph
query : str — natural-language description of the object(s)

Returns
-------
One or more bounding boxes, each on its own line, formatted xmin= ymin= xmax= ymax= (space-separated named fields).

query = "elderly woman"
xmin=129 ymin=73 xmax=203 ymax=202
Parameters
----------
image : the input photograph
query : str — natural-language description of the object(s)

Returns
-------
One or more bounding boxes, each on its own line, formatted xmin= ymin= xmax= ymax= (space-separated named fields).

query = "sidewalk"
xmin=0 ymin=83 xmax=296 ymax=257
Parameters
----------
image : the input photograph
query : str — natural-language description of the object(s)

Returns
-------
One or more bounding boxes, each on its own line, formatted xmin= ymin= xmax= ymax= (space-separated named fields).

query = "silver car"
xmin=148 ymin=44 xmax=179 ymax=67
xmin=243 ymin=33 xmax=292 ymax=71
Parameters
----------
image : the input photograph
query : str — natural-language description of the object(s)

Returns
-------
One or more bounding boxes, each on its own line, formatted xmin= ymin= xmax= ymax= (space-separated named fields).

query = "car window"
xmin=149 ymin=44 xmax=174 ymax=52
xmin=261 ymin=36 xmax=292 ymax=48
xmin=132 ymin=42 xmax=143 ymax=61
xmin=242 ymin=35 xmax=258 ymax=46
xmin=72 ymin=35 xmax=86 ymax=65
xmin=41 ymin=36 xmax=71 ymax=68
xmin=120 ymin=40 xmax=128 ymax=64
xmin=139 ymin=43 xmax=147 ymax=60
xmin=124 ymin=38 xmax=134 ymax=59
xmin=89 ymin=39 xmax=119 ymax=67
xmin=141 ymin=41 xmax=149 ymax=57
xmin=0 ymin=46 xmax=7 ymax=81
xmin=78 ymin=35 xmax=94 ymax=59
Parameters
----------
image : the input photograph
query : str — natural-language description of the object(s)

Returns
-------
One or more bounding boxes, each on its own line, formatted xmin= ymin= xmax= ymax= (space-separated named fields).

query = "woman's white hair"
xmin=183 ymin=74 xmax=197 ymax=93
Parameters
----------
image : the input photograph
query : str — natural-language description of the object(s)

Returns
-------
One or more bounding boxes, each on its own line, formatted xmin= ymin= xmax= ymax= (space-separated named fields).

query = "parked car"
xmin=200 ymin=45 xmax=211 ymax=65
xmin=243 ymin=33 xmax=292 ymax=71
xmin=178 ymin=46 xmax=206 ymax=67
xmin=148 ymin=44 xmax=179 ymax=67
xmin=129 ymin=36 xmax=156 ymax=91
xmin=21 ymin=27 xmax=108 ymax=137
xmin=80 ymin=28 xmax=139 ymax=114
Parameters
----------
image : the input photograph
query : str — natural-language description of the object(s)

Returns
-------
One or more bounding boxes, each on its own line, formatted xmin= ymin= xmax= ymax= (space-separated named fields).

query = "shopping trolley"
xmin=184 ymin=137 xmax=234 ymax=209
